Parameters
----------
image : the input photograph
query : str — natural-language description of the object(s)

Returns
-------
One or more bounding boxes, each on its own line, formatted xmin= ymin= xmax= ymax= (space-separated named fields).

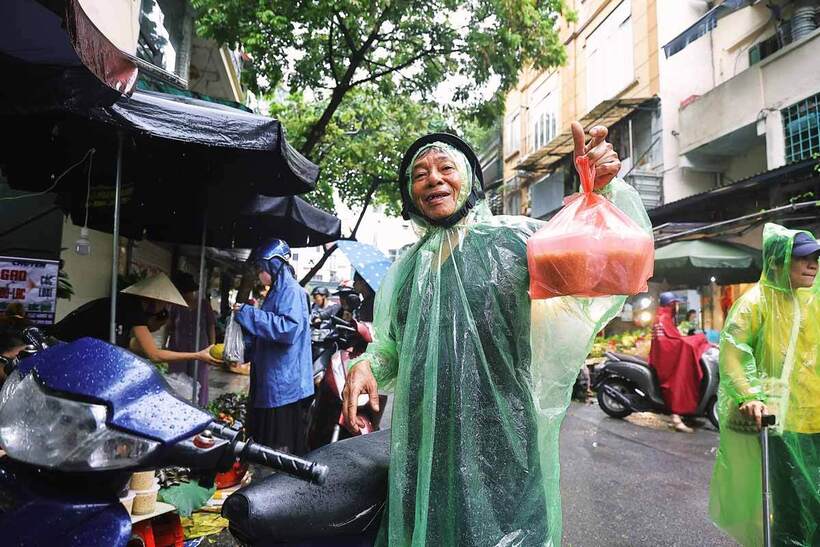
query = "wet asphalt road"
xmin=560 ymin=402 xmax=735 ymax=546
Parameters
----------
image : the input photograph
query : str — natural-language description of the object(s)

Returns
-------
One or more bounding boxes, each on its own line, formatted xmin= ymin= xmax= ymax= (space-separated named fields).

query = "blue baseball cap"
xmin=659 ymin=292 xmax=684 ymax=306
xmin=792 ymin=233 xmax=820 ymax=257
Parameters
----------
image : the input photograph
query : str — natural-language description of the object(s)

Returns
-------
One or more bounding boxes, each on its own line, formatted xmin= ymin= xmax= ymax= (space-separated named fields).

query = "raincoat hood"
xmin=760 ymin=222 xmax=819 ymax=293
xmin=710 ymin=223 xmax=820 ymax=546
xmin=399 ymin=132 xmax=485 ymax=228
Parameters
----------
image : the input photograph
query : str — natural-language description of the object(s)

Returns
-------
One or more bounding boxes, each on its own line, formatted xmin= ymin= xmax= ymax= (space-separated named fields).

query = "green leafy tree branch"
xmin=192 ymin=0 xmax=570 ymax=210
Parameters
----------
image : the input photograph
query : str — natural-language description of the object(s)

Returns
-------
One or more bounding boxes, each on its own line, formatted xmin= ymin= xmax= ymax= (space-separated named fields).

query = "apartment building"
xmin=495 ymin=0 xmax=820 ymax=240
xmin=652 ymin=0 xmax=820 ymax=241
xmin=501 ymin=0 xmax=663 ymax=219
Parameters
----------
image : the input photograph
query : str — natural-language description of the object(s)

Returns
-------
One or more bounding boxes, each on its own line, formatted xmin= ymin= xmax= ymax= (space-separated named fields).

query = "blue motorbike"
xmin=0 ymin=331 xmax=332 ymax=546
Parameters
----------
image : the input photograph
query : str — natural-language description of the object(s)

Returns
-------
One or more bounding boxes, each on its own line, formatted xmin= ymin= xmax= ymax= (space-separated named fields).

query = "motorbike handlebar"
xmin=237 ymin=440 xmax=328 ymax=485
xmin=330 ymin=315 xmax=354 ymax=329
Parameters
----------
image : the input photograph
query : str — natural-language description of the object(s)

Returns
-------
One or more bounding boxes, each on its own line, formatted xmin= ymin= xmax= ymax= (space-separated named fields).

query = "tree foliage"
xmin=193 ymin=0 xmax=570 ymax=209
xmin=270 ymin=87 xmax=453 ymax=215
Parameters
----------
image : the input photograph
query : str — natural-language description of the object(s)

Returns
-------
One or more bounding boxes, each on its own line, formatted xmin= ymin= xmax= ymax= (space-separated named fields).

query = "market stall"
xmin=652 ymin=238 xmax=762 ymax=333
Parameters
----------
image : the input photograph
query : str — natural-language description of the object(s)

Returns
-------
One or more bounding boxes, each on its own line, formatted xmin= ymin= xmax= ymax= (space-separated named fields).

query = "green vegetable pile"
xmin=206 ymin=392 xmax=247 ymax=427
xmin=588 ymin=328 xmax=651 ymax=358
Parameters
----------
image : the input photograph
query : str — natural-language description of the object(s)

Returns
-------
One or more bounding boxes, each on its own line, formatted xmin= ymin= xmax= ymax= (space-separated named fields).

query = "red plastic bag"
xmin=526 ymin=155 xmax=654 ymax=299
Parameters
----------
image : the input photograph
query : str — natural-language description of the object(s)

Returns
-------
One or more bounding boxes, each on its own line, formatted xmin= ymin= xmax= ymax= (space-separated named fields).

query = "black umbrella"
xmin=3 ymin=90 xmax=318 ymax=201
xmin=212 ymin=195 xmax=342 ymax=249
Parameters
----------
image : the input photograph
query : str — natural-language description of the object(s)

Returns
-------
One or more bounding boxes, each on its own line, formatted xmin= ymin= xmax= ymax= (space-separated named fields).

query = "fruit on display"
xmin=588 ymin=328 xmax=650 ymax=359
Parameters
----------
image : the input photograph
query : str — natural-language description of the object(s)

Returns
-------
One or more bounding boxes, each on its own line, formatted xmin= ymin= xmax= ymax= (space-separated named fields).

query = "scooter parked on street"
xmin=0 ymin=332 xmax=327 ymax=546
xmin=593 ymin=346 xmax=720 ymax=429
xmin=309 ymin=315 xmax=386 ymax=450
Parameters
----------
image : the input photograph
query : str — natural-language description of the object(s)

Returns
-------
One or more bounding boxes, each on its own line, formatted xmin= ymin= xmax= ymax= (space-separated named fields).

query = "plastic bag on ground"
xmin=527 ymin=155 xmax=654 ymax=299
xmin=223 ymin=311 xmax=244 ymax=363
xmin=165 ymin=372 xmax=200 ymax=401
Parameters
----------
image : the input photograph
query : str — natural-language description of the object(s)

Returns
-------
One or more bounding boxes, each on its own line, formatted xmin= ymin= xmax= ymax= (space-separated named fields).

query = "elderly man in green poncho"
xmin=710 ymin=223 xmax=820 ymax=546
xmin=342 ymin=123 xmax=651 ymax=546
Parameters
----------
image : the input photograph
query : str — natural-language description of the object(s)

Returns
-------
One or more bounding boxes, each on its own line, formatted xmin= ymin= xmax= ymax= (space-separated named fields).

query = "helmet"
xmin=333 ymin=282 xmax=356 ymax=296
xmin=311 ymin=286 xmax=330 ymax=297
xmin=248 ymin=239 xmax=291 ymax=274
xmin=659 ymin=292 xmax=683 ymax=307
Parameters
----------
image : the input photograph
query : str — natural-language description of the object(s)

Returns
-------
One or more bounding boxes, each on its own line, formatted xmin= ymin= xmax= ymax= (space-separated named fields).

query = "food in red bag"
xmin=526 ymin=155 xmax=653 ymax=299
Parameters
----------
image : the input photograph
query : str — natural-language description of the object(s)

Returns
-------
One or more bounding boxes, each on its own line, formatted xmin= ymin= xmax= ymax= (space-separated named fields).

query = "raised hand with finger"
xmin=571 ymin=121 xmax=622 ymax=190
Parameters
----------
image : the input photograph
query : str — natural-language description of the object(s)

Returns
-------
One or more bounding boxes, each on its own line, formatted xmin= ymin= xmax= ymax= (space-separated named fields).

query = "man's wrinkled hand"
xmin=343 ymin=360 xmax=380 ymax=434
xmin=739 ymin=400 xmax=768 ymax=431
xmin=571 ymin=121 xmax=621 ymax=189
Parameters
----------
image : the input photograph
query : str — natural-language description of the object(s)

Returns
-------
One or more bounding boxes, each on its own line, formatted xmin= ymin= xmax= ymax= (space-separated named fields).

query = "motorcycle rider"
xmin=233 ymin=239 xmax=313 ymax=455
xmin=310 ymin=287 xmax=340 ymax=328
xmin=649 ymin=292 xmax=712 ymax=433
xmin=710 ymin=224 xmax=820 ymax=546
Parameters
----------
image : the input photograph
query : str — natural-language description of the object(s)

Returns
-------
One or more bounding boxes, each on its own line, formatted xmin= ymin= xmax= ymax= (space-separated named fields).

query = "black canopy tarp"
xmin=211 ymin=195 xmax=342 ymax=249
xmin=2 ymin=90 xmax=319 ymax=201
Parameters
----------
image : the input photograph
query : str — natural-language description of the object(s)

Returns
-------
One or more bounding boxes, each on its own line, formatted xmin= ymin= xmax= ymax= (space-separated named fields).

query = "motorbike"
xmin=224 ymin=429 xmax=389 ymax=546
xmin=593 ymin=346 xmax=720 ymax=429
xmin=0 ymin=330 xmax=327 ymax=546
xmin=309 ymin=315 xmax=386 ymax=449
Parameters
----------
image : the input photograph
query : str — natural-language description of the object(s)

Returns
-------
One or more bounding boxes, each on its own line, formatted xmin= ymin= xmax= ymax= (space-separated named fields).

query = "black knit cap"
xmin=399 ymin=133 xmax=485 ymax=227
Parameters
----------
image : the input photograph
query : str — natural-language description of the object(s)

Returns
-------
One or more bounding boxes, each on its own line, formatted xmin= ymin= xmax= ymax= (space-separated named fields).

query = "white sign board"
xmin=0 ymin=256 xmax=60 ymax=325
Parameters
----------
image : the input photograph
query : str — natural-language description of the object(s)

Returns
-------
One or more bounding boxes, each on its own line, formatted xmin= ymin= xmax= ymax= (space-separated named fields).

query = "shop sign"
xmin=0 ymin=256 xmax=60 ymax=325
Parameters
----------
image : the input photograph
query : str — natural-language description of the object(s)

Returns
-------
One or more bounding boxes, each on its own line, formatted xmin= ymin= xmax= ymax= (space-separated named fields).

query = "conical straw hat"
xmin=120 ymin=272 xmax=188 ymax=307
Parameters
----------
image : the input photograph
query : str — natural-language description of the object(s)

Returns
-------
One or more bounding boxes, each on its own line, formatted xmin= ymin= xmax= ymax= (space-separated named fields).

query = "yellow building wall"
xmin=503 ymin=0 xmax=660 ymax=186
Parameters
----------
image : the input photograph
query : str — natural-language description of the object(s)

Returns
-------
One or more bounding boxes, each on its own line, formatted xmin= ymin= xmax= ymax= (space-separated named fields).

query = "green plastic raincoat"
xmin=350 ymin=138 xmax=650 ymax=546
xmin=710 ymin=223 xmax=820 ymax=546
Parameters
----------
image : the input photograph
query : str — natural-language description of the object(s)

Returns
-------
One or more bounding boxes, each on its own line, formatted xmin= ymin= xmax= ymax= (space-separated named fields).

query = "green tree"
xmin=193 ymin=0 xmax=569 ymax=159
xmin=270 ymin=87 xmax=465 ymax=214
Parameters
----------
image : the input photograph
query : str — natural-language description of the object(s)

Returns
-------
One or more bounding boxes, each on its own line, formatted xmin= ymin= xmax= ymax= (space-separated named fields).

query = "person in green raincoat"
xmin=709 ymin=223 xmax=820 ymax=546
xmin=342 ymin=123 xmax=651 ymax=546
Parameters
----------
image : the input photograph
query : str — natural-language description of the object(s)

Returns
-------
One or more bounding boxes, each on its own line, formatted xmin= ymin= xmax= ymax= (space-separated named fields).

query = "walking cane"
xmin=760 ymin=414 xmax=776 ymax=547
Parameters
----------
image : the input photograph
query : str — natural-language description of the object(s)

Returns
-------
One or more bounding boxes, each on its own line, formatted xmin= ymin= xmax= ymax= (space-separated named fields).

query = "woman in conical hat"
xmin=52 ymin=272 xmax=221 ymax=368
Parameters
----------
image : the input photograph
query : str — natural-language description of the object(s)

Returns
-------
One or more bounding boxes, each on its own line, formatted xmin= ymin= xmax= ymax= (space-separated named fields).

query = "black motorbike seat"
xmin=609 ymin=352 xmax=649 ymax=366
xmin=223 ymin=429 xmax=390 ymax=544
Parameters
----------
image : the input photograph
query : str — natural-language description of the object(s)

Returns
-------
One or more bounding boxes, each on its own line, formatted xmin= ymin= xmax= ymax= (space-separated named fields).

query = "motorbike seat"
xmin=608 ymin=352 xmax=649 ymax=367
xmin=223 ymin=429 xmax=390 ymax=544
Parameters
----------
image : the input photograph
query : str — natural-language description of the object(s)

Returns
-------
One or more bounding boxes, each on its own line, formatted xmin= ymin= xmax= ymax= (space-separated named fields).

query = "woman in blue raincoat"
xmin=234 ymin=239 xmax=314 ymax=455
xmin=343 ymin=124 xmax=651 ymax=546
